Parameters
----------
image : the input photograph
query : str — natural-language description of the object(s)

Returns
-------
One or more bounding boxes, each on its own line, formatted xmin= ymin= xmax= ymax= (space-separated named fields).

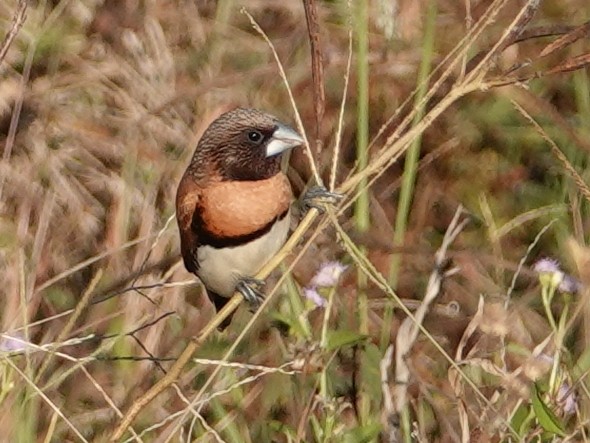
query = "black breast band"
xmin=193 ymin=208 xmax=289 ymax=249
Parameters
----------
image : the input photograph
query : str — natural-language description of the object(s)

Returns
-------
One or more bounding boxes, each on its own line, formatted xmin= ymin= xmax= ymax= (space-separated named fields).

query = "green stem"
xmin=354 ymin=0 xmax=370 ymax=426
xmin=320 ymin=287 xmax=337 ymax=398
xmin=354 ymin=0 xmax=370 ymax=333
xmin=389 ymin=0 xmax=437 ymax=289
xmin=542 ymin=285 xmax=558 ymax=332
xmin=549 ymin=299 xmax=570 ymax=396
xmin=392 ymin=3 xmax=437 ymax=441
xmin=284 ymin=270 xmax=312 ymax=339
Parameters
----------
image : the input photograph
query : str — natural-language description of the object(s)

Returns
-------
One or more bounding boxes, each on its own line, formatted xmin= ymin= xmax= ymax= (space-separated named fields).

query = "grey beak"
xmin=265 ymin=123 xmax=304 ymax=157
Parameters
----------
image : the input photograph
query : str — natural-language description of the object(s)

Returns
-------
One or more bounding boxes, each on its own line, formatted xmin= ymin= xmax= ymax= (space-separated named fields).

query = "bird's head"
xmin=192 ymin=108 xmax=304 ymax=181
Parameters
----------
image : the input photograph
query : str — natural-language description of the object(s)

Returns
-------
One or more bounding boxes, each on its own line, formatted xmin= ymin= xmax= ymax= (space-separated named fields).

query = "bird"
xmin=176 ymin=107 xmax=305 ymax=326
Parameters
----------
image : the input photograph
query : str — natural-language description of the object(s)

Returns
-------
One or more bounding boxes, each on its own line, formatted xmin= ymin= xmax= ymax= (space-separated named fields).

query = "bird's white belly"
xmin=196 ymin=212 xmax=290 ymax=297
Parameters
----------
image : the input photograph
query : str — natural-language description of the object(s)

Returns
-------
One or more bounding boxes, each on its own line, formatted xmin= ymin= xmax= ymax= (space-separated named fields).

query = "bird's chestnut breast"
xmin=199 ymin=173 xmax=292 ymax=238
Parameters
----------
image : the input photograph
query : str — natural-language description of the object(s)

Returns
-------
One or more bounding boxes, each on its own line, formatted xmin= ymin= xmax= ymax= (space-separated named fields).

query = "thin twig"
xmin=512 ymin=100 xmax=590 ymax=203
xmin=380 ymin=345 xmax=398 ymax=442
xmin=242 ymin=8 xmax=322 ymax=186
xmin=329 ymin=26 xmax=353 ymax=192
xmin=4 ymin=358 xmax=89 ymax=442
xmin=393 ymin=207 xmax=467 ymax=414
xmin=463 ymin=0 xmax=541 ymax=84
xmin=496 ymin=0 xmax=541 ymax=54
xmin=540 ymin=20 xmax=590 ymax=57
xmin=34 ymin=233 xmax=164 ymax=294
xmin=0 ymin=0 xmax=27 ymax=65
xmin=0 ymin=19 xmax=34 ymax=202
xmin=35 ymin=270 xmax=103 ymax=384
xmin=302 ymin=0 xmax=325 ymax=157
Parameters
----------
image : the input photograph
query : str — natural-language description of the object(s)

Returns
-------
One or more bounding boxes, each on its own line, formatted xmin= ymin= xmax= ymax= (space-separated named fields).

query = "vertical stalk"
xmin=355 ymin=0 xmax=370 ymax=335
xmin=390 ymin=3 xmax=437 ymax=441
xmin=354 ymin=0 xmax=370 ymax=426
xmin=389 ymin=0 xmax=437 ymax=289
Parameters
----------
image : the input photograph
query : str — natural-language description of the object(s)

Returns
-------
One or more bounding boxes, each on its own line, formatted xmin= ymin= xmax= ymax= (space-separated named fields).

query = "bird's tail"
xmin=207 ymin=290 xmax=234 ymax=330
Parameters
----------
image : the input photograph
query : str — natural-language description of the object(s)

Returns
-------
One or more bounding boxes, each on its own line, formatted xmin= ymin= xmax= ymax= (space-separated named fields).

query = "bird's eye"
xmin=247 ymin=130 xmax=263 ymax=144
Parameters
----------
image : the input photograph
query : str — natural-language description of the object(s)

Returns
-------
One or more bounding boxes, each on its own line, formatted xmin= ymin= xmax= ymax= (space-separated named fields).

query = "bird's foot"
xmin=301 ymin=185 xmax=343 ymax=214
xmin=235 ymin=277 xmax=266 ymax=309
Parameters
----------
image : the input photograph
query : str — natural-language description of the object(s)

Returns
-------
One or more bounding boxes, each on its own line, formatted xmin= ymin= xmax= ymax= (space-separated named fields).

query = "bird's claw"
xmin=236 ymin=277 xmax=266 ymax=309
xmin=301 ymin=185 xmax=343 ymax=214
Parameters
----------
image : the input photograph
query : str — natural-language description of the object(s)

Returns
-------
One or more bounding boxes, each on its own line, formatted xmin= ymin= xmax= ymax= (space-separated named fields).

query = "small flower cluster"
xmin=0 ymin=332 xmax=28 ymax=354
xmin=302 ymin=261 xmax=348 ymax=308
xmin=557 ymin=382 xmax=577 ymax=415
xmin=532 ymin=258 xmax=581 ymax=294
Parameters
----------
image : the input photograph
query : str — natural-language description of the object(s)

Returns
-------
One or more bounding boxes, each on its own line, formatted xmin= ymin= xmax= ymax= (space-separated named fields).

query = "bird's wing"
xmin=176 ymin=174 xmax=201 ymax=273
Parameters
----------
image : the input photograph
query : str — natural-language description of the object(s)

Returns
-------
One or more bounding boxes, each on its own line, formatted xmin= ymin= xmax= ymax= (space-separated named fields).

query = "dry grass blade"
xmin=302 ymin=0 xmax=325 ymax=155
xmin=242 ymin=7 xmax=322 ymax=185
xmin=482 ymin=31 xmax=590 ymax=87
xmin=464 ymin=0 xmax=540 ymax=82
xmin=380 ymin=345 xmax=397 ymax=442
xmin=329 ymin=27 xmax=352 ymax=192
xmin=393 ymin=207 xmax=467 ymax=415
xmin=34 ymin=234 xmax=161 ymax=294
xmin=35 ymin=270 xmax=103 ymax=384
xmin=3 ymin=358 xmax=88 ymax=442
xmin=0 ymin=24 xmax=33 ymax=201
xmin=512 ymin=100 xmax=590 ymax=204
xmin=456 ymin=296 xmax=485 ymax=362
xmin=467 ymin=24 xmax=575 ymax=76
xmin=512 ymin=24 xmax=576 ymax=44
xmin=0 ymin=0 xmax=27 ymax=65
xmin=496 ymin=0 xmax=541 ymax=53
xmin=0 ymin=333 xmax=96 ymax=359
xmin=540 ymin=20 xmax=590 ymax=57
xmin=505 ymin=87 xmax=590 ymax=155
xmin=547 ymin=52 xmax=590 ymax=75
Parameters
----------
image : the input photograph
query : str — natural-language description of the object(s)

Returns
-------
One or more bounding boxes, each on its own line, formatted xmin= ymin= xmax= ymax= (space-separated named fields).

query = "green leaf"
xmin=343 ymin=422 xmax=382 ymax=443
xmin=531 ymin=383 xmax=566 ymax=436
xmin=510 ymin=403 xmax=532 ymax=437
xmin=573 ymin=347 xmax=590 ymax=380
xmin=326 ymin=330 xmax=368 ymax=351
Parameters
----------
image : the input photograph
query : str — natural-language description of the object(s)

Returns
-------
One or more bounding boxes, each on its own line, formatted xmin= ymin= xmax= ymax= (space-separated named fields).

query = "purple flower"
xmin=0 ymin=332 xmax=28 ymax=353
xmin=302 ymin=261 xmax=348 ymax=309
xmin=559 ymin=275 xmax=582 ymax=294
xmin=310 ymin=261 xmax=348 ymax=288
xmin=557 ymin=383 xmax=577 ymax=415
xmin=533 ymin=258 xmax=582 ymax=294
xmin=533 ymin=258 xmax=561 ymax=274
xmin=303 ymin=287 xmax=327 ymax=308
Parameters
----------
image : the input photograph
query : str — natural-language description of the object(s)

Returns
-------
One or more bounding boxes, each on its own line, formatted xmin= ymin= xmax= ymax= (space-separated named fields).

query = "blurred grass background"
xmin=1 ymin=0 xmax=590 ymax=441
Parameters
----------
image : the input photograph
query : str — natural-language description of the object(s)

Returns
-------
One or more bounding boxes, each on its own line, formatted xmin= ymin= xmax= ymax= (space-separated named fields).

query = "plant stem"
xmin=354 ymin=0 xmax=371 ymax=426
xmin=389 ymin=0 xmax=437 ymax=289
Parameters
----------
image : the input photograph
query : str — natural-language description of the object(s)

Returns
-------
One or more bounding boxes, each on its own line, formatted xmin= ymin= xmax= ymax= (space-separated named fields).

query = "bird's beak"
xmin=265 ymin=123 xmax=304 ymax=158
